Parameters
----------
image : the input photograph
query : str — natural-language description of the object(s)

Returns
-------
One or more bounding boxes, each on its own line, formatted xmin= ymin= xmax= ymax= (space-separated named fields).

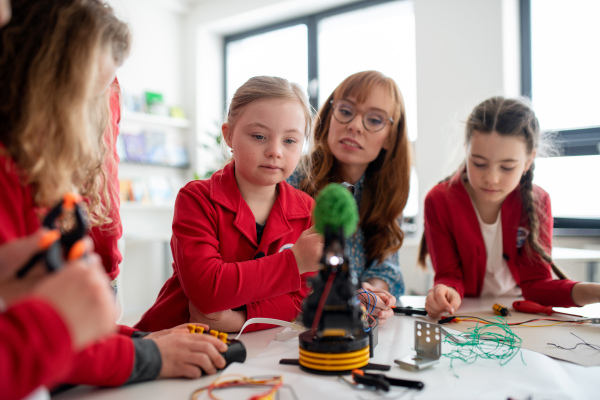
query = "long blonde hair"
xmin=298 ymin=71 xmax=411 ymax=263
xmin=0 ymin=0 xmax=130 ymax=226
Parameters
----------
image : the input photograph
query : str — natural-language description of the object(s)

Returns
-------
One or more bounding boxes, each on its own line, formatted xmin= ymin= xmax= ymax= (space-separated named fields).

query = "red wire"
xmin=367 ymin=313 xmax=377 ymax=327
xmin=311 ymin=271 xmax=336 ymax=335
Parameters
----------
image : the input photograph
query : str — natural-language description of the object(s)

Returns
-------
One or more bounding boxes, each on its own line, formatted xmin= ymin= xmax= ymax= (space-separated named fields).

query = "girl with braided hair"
xmin=418 ymin=96 xmax=600 ymax=318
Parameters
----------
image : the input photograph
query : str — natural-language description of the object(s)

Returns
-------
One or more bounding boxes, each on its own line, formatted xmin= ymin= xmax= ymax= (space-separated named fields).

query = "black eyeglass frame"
xmin=329 ymin=100 xmax=394 ymax=133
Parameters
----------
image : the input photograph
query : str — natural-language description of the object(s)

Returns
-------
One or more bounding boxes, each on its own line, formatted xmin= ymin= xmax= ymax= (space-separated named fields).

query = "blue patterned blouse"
xmin=287 ymin=169 xmax=405 ymax=298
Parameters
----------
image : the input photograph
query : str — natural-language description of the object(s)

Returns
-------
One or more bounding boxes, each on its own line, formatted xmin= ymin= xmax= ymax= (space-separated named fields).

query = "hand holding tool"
xmin=188 ymin=324 xmax=247 ymax=368
xmin=512 ymin=300 xmax=583 ymax=318
xmin=17 ymin=193 xmax=88 ymax=278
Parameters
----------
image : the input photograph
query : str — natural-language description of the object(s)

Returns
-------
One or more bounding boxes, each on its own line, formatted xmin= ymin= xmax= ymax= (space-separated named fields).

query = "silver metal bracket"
xmin=395 ymin=321 xmax=441 ymax=371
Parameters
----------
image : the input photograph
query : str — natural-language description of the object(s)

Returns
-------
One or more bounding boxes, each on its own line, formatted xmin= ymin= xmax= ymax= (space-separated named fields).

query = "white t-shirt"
xmin=474 ymin=209 xmax=522 ymax=298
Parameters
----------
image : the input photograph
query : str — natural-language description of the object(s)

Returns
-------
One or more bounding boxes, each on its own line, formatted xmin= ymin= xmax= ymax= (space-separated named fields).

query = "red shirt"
xmin=423 ymin=169 xmax=578 ymax=307
xmin=135 ymin=162 xmax=315 ymax=332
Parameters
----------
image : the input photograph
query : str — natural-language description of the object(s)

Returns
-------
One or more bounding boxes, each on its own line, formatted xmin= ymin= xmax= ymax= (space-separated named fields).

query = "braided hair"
xmin=419 ymin=97 xmax=566 ymax=278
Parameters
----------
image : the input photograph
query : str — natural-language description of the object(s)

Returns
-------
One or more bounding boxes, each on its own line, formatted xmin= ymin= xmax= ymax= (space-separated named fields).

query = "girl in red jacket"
xmin=0 ymin=0 xmax=228 ymax=395
xmin=135 ymin=76 xmax=323 ymax=333
xmin=0 ymin=232 xmax=118 ymax=400
xmin=418 ymin=96 xmax=600 ymax=318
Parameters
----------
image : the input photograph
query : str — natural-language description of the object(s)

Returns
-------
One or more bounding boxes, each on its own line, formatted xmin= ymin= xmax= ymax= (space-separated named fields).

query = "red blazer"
xmin=423 ymin=169 xmax=578 ymax=307
xmin=135 ymin=162 xmax=315 ymax=333
xmin=1 ymin=298 xmax=74 ymax=400
xmin=0 ymin=147 xmax=134 ymax=389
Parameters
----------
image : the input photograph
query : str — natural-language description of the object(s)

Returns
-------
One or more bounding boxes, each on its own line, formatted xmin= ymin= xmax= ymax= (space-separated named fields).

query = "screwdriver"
xmin=512 ymin=300 xmax=583 ymax=318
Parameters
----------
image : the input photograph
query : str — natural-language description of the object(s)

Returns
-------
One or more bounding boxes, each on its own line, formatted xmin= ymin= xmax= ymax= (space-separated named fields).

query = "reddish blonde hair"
xmin=298 ymin=71 xmax=411 ymax=263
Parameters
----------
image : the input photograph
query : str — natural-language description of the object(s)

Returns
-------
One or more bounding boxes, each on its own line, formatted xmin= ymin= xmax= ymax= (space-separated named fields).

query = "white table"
xmin=553 ymin=246 xmax=600 ymax=282
xmin=55 ymin=296 xmax=600 ymax=400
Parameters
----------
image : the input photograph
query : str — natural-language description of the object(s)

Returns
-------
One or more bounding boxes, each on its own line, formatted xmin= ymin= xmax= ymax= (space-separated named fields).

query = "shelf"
xmin=120 ymin=202 xmax=175 ymax=211
xmin=119 ymin=160 xmax=190 ymax=169
xmin=122 ymin=111 xmax=190 ymax=128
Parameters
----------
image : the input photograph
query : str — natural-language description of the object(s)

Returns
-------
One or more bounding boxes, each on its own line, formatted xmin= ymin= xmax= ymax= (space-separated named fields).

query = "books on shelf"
xmin=117 ymin=129 xmax=189 ymax=167
xmin=119 ymin=176 xmax=173 ymax=205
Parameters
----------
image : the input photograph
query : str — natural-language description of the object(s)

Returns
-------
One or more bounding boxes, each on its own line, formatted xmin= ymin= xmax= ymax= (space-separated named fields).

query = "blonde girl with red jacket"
xmin=0 ymin=1 xmax=227 ymax=395
xmin=136 ymin=76 xmax=322 ymax=334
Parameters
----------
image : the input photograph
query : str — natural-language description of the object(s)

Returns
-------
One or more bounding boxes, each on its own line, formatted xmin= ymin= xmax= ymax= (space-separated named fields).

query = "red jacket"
xmin=0 ymin=145 xmax=134 ymax=390
xmin=88 ymin=80 xmax=123 ymax=280
xmin=0 ymin=298 xmax=74 ymax=400
xmin=423 ymin=169 xmax=578 ymax=307
xmin=135 ymin=162 xmax=315 ymax=333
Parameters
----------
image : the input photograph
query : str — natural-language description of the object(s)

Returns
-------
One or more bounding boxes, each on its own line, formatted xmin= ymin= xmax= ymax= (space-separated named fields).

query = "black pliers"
xmin=17 ymin=193 xmax=88 ymax=278
xmin=392 ymin=306 xmax=428 ymax=316
xmin=351 ymin=369 xmax=424 ymax=391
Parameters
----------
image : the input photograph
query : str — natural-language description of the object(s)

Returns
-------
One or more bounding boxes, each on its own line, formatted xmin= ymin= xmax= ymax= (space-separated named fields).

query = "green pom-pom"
xmin=313 ymin=183 xmax=359 ymax=238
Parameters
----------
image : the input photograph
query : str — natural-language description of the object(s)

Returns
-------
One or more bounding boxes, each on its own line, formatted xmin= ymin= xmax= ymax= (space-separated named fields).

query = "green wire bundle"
xmin=443 ymin=317 xmax=524 ymax=376
xmin=313 ymin=183 xmax=359 ymax=239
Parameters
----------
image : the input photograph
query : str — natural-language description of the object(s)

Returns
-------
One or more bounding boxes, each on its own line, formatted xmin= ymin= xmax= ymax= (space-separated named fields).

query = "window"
xmin=521 ymin=0 xmax=600 ymax=230
xmin=224 ymin=0 xmax=419 ymax=219
xmin=225 ymin=24 xmax=308 ymax=105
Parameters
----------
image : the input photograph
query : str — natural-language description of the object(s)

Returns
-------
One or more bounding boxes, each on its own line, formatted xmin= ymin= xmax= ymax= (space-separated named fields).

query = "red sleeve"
xmin=0 ymin=298 xmax=74 ymax=400
xmin=243 ymin=272 xmax=313 ymax=332
xmin=118 ymin=324 xmax=139 ymax=336
xmin=424 ymin=186 xmax=466 ymax=298
xmin=172 ymin=185 xmax=302 ymax=316
xmin=60 ymin=333 xmax=134 ymax=387
xmin=517 ymin=189 xmax=578 ymax=307
xmin=244 ymin=204 xmax=314 ymax=332
xmin=88 ymin=79 xmax=123 ymax=280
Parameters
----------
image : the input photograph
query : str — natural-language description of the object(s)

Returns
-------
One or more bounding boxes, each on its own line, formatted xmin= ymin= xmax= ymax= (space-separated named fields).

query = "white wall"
xmin=406 ymin=0 xmax=522 ymax=293
xmin=107 ymin=0 xmax=193 ymax=322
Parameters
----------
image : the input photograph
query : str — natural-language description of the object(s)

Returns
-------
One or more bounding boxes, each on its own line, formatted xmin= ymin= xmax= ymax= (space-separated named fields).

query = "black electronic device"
xmin=188 ymin=325 xmax=247 ymax=368
xmin=296 ymin=183 xmax=376 ymax=375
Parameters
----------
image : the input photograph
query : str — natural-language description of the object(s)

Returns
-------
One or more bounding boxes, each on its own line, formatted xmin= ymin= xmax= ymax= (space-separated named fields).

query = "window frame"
xmin=520 ymin=0 xmax=600 ymax=233
xmin=223 ymin=0 xmax=403 ymax=111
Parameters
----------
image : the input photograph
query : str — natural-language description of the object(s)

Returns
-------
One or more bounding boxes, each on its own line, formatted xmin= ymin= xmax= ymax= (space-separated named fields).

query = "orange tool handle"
xmin=67 ymin=239 xmax=87 ymax=261
xmin=512 ymin=300 xmax=553 ymax=316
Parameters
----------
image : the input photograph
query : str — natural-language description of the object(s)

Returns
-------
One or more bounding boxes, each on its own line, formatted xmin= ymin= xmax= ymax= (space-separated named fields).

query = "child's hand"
xmin=189 ymin=302 xmax=247 ymax=333
xmin=0 ymin=231 xmax=115 ymax=350
xmin=358 ymin=281 xmax=397 ymax=325
xmin=291 ymin=226 xmax=323 ymax=274
xmin=144 ymin=323 xmax=207 ymax=340
xmin=33 ymin=253 xmax=117 ymax=350
xmin=0 ymin=230 xmax=53 ymax=304
xmin=571 ymin=282 xmax=600 ymax=306
xmin=425 ymin=284 xmax=461 ymax=318
xmin=153 ymin=332 xmax=227 ymax=378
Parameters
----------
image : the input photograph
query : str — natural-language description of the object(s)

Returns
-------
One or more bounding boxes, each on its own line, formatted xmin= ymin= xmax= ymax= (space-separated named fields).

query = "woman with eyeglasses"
xmin=287 ymin=70 xmax=411 ymax=324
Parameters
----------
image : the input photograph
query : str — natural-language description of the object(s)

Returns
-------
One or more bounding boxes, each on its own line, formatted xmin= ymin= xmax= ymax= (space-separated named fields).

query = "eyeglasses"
xmin=330 ymin=100 xmax=393 ymax=133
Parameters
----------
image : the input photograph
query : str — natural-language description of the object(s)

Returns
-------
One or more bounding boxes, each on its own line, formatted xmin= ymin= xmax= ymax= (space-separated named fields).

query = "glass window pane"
xmin=225 ymin=25 xmax=308 ymax=104
xmin=318 ymin=0 xmax=417 ymax=141
xmin=531 ymin=0 xmax=600 ymax=131
xmin=533 ymin=155 xmax=600 ymax=219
